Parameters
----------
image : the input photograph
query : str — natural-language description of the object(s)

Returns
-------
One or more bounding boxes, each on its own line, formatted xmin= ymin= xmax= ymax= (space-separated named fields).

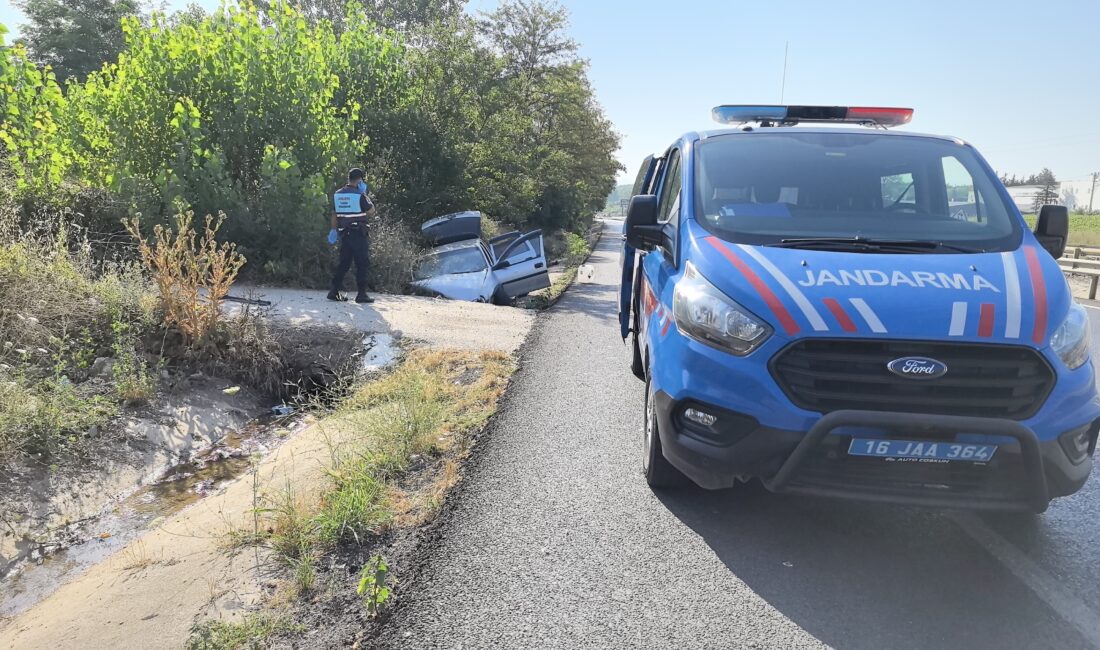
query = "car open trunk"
xmin=422 ymin=211 xmax=482 ymax=246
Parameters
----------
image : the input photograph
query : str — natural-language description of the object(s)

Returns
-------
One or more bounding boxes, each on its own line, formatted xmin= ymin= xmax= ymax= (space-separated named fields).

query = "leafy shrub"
xmin=564 ymin=231 xmax=591 ymax=266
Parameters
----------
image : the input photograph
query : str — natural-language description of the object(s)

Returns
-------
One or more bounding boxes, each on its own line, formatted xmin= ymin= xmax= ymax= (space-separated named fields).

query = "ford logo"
xmin=887 ymin=357 xmax=948 ymax=380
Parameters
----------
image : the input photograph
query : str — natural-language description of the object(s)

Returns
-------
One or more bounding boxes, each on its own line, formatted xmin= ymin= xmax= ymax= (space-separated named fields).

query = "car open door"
xmin=619 ymin=155 xmax=662 ymax=339
xmin=490 ymin=230 xmax=551 ymax=303
xmin=488 ymin=231 xmax=522 ymax=259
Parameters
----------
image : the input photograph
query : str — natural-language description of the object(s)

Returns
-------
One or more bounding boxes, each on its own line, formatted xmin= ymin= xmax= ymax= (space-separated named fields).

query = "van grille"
xmin=771 ymin=339 xmax=1054 ymax=420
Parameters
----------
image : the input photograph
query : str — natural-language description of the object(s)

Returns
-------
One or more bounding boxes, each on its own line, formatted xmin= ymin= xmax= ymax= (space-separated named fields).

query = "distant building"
xmin=1061 ymin=177 xmax=1100 ymax=213
xmin=1004 ymin=185 xmax=1044 ymax=214
xmin=1001 ymin=179 xmax=1099 ymax=214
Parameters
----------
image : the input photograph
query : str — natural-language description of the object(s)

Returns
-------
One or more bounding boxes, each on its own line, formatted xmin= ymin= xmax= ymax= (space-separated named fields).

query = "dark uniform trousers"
xmin=332 ymin=227 xmax=370 ymax=293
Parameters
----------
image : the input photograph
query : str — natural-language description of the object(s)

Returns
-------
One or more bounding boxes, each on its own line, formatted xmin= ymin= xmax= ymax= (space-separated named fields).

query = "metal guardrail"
xmin=1059 ymin=245 xmax=1100 ymax=299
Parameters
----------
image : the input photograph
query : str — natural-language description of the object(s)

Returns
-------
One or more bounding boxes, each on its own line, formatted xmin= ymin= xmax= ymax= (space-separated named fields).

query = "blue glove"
xmin=327 ymin=228 xmax=339 ymax=245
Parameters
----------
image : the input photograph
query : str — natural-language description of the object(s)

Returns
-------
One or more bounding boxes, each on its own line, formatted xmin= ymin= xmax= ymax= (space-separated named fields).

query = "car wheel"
xmin=644 ymin=373 xmax=687 ymax=488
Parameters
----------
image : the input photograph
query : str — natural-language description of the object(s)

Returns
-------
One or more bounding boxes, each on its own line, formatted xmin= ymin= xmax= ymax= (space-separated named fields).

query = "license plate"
xmin=847 ymin=439 xmax=998 ymax=463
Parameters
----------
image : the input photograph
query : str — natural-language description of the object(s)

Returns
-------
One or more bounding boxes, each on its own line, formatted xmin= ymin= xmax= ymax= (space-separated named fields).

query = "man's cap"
xmin=348 ymin=167 xmax=365 ymax=181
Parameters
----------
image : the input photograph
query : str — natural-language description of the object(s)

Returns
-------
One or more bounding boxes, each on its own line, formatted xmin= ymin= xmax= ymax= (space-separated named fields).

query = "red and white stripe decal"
xmin=737 ymin=244 xmax=829 ymax=332
xmin=978 ymin=303 xmax=996 ymax=338
xmin=822 ymin=298 xmax=857 ymax=333
xmin=1023 ymin=246 xmax=1048 ymax=344
xmin=949 ymin=302 xmax=968 ymax=337
xmin=1001 ymin=252 xmax=1022 ymax=339
xmin=848 ymin=298 xmax=887 ymax=334
xmin=704 ymin=237 xmax=800 ymax=335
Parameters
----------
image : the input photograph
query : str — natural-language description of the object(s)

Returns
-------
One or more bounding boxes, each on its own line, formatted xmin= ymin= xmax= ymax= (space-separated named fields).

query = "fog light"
xmin=1058 ymin=425 xmax=1095 ymax=465
xmin=684 ymin=408 xmax=718 ymax=427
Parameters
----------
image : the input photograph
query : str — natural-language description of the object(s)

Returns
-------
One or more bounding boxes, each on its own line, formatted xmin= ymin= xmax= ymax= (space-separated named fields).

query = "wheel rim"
xmin=644 ymin=388 xmax=655 ymax=472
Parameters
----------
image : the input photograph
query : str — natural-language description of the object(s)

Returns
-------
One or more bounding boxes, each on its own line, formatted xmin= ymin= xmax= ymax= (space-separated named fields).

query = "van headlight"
xmin=673 ymin=262 xmax=771 ymax=355
xmin=1051 ymin=303 xmax=1091 ymax=370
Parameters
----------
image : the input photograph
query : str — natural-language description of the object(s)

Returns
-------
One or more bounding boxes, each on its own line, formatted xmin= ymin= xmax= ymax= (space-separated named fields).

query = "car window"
xmin=694 ymin=132 xmax=1021 ymax=252
xmin=504 ymin=240 xmax=537 ymax=265
xmin=414 ymin=247 xmax=487 ymax=280
xmin=657 ymin=149 xmax=682 ymax=224
xmin=881 ymin=172 xmax=915 ymax=208
xmin=942 ymin=155 xmax=987 ymax=223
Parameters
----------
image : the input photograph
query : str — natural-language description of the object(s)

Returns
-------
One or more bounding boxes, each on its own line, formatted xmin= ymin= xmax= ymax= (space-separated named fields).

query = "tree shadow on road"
xmin=654 ymin=484 xmax=1081 ymax=650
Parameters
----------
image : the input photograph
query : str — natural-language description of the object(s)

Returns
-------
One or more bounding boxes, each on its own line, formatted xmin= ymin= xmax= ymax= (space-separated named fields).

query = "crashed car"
xmin=411 ymin=211 xmax=551 ymax=304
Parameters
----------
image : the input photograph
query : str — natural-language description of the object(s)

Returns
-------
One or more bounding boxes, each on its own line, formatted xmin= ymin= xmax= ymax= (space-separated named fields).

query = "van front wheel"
xmin=644 ymin=375 xmax=686 ymax=488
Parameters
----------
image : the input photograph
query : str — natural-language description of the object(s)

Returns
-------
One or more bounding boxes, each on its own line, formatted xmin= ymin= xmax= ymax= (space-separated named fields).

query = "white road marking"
xmin=951 ymin=513 xmax=1100 ymax=649
xmin=1002 ymin=252 xmax=1023 ymax=339
xmin=738 ymin=245 xmax=829 ymax=331
xmin=848 ymin=298 xmax=887 ymax=334
xmin=949 ymin=302 xmax=968 ymax=337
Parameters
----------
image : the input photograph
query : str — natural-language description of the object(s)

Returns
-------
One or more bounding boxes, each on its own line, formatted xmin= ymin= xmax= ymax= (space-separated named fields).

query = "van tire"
xmin=644 ymin=374 xmax=687 ymax=488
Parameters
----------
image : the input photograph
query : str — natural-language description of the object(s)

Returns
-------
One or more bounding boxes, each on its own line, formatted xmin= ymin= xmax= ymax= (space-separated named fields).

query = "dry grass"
xmin=232 ymin=348 xmax=516 ymax=580
xmin=126 ymin=209 xmax=246 ymax=345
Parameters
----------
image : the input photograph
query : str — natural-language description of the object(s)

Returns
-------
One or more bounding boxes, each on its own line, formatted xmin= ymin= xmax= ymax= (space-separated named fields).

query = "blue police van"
xmin=619 ymin=105 xmax=1098 ymax=512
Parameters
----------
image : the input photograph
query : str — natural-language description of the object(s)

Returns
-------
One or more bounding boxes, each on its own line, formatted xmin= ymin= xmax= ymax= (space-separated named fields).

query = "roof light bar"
xmin=712 ymin=105 xmax=914 ymax=128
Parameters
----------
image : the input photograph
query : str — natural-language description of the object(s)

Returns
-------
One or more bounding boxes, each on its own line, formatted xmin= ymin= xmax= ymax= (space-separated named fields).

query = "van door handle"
xmin=535 ymin=262 xmax=545 ymax=269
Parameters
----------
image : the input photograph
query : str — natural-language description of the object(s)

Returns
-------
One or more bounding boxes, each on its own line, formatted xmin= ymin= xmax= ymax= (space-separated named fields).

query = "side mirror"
xmin=624 ymin=195 xmax=662 ymax=250
xmin=493 ymin=259 xmax=512 ymax=271
xmin=1034 ymin=205 xmax=1068 ymax=259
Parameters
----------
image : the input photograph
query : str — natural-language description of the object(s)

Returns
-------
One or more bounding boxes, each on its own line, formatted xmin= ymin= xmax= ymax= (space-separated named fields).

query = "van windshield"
xmin=694 ymin=132 xmax=1021 ymax=252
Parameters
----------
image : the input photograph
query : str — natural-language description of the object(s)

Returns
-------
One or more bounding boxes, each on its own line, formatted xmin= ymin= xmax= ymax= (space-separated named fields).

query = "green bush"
xmin=564 ymin=231 xmax=591 ymax=266
xmin=0 ymin=1 xmax=622 ymax=288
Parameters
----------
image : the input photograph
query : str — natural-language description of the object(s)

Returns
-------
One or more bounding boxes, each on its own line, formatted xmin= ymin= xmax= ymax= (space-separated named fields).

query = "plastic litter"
xmin=271 ymin=404 xmax=296 ymax=416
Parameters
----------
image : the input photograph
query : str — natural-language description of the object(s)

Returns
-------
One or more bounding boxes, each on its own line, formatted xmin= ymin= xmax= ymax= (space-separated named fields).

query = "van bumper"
xmin=653 ymin=391 xmax=1098 ymax=512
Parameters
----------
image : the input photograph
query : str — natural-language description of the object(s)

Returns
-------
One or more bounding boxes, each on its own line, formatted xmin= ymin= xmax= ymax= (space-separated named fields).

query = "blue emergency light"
xmin=712 ymin=105 xmax=914 ymax=128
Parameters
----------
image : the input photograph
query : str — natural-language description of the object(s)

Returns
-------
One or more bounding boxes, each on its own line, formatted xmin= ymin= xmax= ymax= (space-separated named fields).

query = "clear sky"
xmin=4 ymin=0 xmax=1099 ymax=184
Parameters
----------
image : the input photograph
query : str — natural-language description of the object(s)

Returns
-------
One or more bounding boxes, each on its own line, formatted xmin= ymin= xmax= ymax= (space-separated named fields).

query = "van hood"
xmin=689 ymin=230 xmax=1069 ymax=346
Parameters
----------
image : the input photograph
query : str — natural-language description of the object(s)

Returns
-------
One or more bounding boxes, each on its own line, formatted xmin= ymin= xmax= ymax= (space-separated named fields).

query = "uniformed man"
xmin=328 ymin=168 xmax=377 ymax=304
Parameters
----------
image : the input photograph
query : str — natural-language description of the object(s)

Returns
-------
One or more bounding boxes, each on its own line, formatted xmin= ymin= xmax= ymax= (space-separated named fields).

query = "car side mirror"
xmin=624 ymin=195 xmax=662 ymax=250
xmin=1034 ymin=205 xmax=1068 ymax=259
xmin=493 ymin=259 xmax=512 ymax=271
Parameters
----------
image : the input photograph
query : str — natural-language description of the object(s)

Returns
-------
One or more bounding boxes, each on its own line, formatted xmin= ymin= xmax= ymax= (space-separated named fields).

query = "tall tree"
xmin=256 ymin=0 xmax=462 ymax=33
xmin=15 ymin=0 xmax=143 ymax=82
xmin=1032 ymin=167 xmax=1059 ymax=212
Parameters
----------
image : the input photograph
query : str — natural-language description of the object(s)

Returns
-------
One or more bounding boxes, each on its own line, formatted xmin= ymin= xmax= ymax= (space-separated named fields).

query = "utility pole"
xmin=1089 ymin=171 xmax=1099 ymax=214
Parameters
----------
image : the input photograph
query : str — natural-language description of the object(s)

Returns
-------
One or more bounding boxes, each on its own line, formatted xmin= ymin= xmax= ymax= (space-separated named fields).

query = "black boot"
xmin=327 ymin=290 xmax=348 ymax=302
xmin=355 ymin=292 xmax=375 ymax=304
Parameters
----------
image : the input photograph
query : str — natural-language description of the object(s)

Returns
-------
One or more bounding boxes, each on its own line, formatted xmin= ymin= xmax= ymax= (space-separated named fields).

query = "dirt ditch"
xmin=0 ymin=324 xmax=385 ymax=623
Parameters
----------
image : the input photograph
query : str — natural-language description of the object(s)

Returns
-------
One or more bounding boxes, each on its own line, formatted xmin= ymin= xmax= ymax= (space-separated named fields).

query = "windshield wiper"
xmin=768 ymin=237 xmax=985 ymax=254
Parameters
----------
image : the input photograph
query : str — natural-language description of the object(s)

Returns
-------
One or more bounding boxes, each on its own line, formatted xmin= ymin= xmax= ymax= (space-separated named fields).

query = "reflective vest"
xmin=333 ymin=189 xmax=366 ymax=217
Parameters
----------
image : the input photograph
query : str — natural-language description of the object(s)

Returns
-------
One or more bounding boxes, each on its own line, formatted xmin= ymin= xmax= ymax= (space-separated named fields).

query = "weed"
xmin=125 ymin=208 xmax=246 ymax=345
xmin=186 ymin=613 xmax=303 ymax=650
xmin=0 ymin=367 xmax=117 ymax=460
xmin=110 ymin=319 xmax=156 ymax=405
xmin=366 ymin=211 xmax=423 ymax=294
xmin=356 ymin=554 xmax=393 ymax=618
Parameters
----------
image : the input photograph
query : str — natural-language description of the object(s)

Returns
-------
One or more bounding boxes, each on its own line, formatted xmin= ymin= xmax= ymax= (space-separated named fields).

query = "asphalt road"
xmin=384 ymin=221 xmax=1100 ymax=649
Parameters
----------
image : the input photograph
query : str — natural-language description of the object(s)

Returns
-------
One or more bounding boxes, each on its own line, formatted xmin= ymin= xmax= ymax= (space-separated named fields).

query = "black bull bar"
xmin=761 ymin=410 xmax=1050 ymax=512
